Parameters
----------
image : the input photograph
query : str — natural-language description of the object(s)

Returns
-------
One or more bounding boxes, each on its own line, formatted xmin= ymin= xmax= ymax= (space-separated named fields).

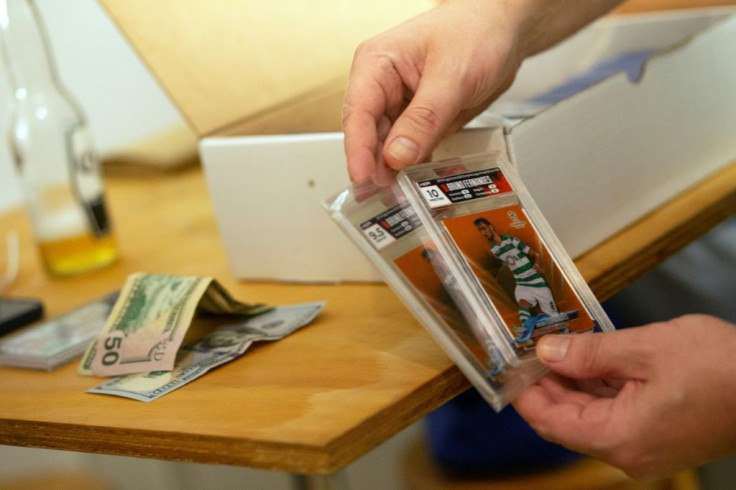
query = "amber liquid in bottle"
xmin=38 ymin=232 xmax=117 ymax=276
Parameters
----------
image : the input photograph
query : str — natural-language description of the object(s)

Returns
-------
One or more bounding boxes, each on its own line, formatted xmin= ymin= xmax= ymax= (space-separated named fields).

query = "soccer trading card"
xmin=393 ymin=243 xmax=504 ymax=381
xmin=399 ymin=152 xmax=614 ymax=359
xmin=324 ymin=180 xmax=546 ymax=411
xmin=442 ymin=204 xmax=596 ymax=352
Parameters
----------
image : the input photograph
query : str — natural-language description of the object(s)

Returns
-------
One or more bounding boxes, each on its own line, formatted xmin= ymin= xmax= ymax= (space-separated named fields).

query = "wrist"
xmin=503 ymin=0 xmax=625 ymax=59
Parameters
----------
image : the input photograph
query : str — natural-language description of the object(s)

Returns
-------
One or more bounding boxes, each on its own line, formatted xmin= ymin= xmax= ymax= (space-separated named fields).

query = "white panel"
xmin=200 ymin=133 xmax=382 ymax=283
xmin=509 ymin=14 xmax=736 ymax=258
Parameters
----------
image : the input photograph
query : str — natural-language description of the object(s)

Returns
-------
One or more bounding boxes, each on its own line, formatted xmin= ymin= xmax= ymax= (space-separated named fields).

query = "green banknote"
xmin=87 ymin=302 xmax=324 ymax=401
xmin=79 ymin=273 xmax=270 ymax=377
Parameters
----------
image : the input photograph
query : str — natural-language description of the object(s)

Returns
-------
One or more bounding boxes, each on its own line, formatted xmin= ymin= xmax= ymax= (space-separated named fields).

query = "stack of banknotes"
xmin=79 ymin=273 xmax=324 ymax=401
xmin=0 ymin=272 xmax=322 ymax=402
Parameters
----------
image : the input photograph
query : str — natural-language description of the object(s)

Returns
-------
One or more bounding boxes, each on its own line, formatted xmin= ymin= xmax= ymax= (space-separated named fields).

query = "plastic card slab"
xmin=398 ymin=152 xmax=614 ymax=362
xmin=0 ymin=292 xmax=119 ymax=370
xmin=324 ymin=181 xmax=549 ymax=411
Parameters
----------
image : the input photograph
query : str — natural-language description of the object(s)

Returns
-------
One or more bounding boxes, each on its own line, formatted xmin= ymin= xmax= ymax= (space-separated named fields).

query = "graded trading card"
xmin=324 ymin=181 xmax=543 ymax=411
xmin=442 ymin=203 xmax=597 ymax=352
xmin=392 ymin=242 xmax=505 ymax=380
xmin=0 ymin=291 xmax=119 ymax=370
xmin=399 ymin=152 xmax=614 ymax=359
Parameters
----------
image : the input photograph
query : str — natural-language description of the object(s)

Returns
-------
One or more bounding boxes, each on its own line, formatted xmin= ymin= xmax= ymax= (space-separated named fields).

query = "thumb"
xmin=536 ymin=332 xmax=646 ymax=381
xmin=383 ymin=75 xmax=464 ymax=170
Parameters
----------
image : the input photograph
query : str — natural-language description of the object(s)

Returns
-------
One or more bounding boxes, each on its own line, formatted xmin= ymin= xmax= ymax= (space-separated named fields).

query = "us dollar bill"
xmin=78 ymin=273 xmax=270 ymax=377
xmin=87 ymin=302 xmax=325 ymax=401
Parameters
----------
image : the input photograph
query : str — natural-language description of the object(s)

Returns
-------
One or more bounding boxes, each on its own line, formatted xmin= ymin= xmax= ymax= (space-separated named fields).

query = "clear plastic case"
xmin=324 ymin=181 xmax=545 ymax=411
xmin=397 ymin=152 xmax=614 ymax=363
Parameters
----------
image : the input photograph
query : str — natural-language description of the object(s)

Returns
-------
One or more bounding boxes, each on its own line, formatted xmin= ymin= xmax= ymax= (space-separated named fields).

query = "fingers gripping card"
xmin=398 ymin=152 xmax=614 ymax=360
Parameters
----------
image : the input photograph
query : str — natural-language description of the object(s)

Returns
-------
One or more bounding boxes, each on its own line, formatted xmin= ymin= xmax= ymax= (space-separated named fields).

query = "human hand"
xmin=342 ymin=0 xmax=626 ymax=184
xmin=513 ymin=314 xmax=736 ymax=480
xmin=342 ymin=0 xmax=523 ymax=183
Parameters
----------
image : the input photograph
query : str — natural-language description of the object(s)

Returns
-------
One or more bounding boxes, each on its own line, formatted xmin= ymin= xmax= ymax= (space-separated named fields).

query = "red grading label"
xmin=416 ymin=168 xmax=514 ymax=209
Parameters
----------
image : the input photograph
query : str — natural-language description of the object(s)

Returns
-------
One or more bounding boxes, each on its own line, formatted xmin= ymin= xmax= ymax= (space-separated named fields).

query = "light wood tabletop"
xmin=0 ymin=159 xmax=733 ymax=476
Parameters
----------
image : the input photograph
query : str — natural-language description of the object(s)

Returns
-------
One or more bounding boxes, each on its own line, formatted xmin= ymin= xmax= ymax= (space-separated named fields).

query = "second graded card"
xmin=399 ymin=152 xmax=614 ymax=360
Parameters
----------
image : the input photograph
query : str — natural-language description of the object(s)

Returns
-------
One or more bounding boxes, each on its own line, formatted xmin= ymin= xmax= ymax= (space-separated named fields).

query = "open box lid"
xmin=97 ymin=0 xmax=735 ymax=139
xmin=97 ymin=0 xmax=435 ymax=137
xmin=435 ymin=7 xmax=736 ymax=259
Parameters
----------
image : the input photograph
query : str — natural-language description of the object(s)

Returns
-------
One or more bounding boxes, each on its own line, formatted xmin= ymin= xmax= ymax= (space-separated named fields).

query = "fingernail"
xmin=386 ymin=137 xmax=420 ymax=166
xmin=537 ymin=335 xmax=570 ymax=362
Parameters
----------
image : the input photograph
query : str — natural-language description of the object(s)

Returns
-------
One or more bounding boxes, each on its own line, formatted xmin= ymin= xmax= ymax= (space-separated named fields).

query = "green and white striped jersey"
xmin=490 ymin=235 xmax=547 ymax=288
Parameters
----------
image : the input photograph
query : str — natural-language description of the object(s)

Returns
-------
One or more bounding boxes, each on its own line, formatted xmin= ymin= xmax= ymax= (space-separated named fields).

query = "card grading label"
xmin=360 ymin=201 xmax=422 ymax=250
xmin=416 ymin=168 xmax=513 ymax=209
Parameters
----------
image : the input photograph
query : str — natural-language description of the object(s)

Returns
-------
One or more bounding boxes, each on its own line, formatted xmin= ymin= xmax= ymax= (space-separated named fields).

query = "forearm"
xmin=503 ymin=0 xmax=625 ymax=58
xmin=343 ymin=0 xmax=626 ymax=179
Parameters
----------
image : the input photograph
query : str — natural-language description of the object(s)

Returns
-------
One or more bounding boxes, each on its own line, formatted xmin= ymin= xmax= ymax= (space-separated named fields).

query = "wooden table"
xmin=0 ymin=161 xmax=734 ymax=478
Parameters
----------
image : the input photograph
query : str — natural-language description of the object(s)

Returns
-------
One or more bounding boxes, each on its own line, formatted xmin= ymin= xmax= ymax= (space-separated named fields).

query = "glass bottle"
xmin=0 ymin=0 xmax=118 ymax=275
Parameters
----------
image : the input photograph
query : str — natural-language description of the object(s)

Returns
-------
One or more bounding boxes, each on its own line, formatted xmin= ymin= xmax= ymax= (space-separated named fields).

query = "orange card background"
xmin=442 ymin=205 xmax=595 ymax=335
xmin=394 ymin=244 xmax=490 ymax=368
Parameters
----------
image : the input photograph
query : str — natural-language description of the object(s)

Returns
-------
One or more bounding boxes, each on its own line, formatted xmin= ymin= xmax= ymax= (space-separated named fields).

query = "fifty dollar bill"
xmin=79 ymin=273 xmax=270 ymax=377
xmin=87 ymin=302 xmax=324 ymax=401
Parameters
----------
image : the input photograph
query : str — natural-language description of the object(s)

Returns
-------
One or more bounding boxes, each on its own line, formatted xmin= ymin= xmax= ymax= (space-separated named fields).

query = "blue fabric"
xmin=425 ymin=389 xmax=580 ymax=476
xmin=531 ymin=50 xmax=654 ymax=106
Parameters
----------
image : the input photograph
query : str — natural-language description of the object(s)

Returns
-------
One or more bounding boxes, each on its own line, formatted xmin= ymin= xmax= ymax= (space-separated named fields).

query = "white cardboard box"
xmin=200 ymin=8 xmax=736 ymax=283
